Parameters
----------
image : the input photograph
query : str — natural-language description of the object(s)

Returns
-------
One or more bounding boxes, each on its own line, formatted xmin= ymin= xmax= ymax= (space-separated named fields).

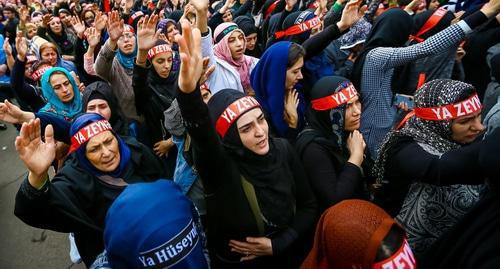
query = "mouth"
xmin=256 ymin=138 xmax=267 ymax=148
xmin=101 ymin=157 xmax=115 ymax=166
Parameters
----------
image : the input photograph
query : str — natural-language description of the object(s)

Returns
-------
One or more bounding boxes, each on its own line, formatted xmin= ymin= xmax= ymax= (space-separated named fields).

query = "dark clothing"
xmin=11 ymin=58 xmax=45 ymax=112
xmin=374 ymin=135 xmax=486 ymax=217
xmin=177 ymin=88 xmax=317 ymax=267
xmin=299 ymin=139 xmax=364 ymax=212
xmin=14 ymin=137 xmax=167 ymax=267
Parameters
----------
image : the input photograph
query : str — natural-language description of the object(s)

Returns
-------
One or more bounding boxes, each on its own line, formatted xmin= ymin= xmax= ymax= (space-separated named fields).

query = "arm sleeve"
xmin=132 ymin=63 xmax=152 ymax=116
xmin=302 ymin=143 xmax=363 ymax=207
xmin=35 ymin=112 xmax=72 ymax=144
xmin=265 ymin=9 xmax=292 ymax=48
xmin=83 ymin=52 xmax=97 ymax=76
xmin=11 ymin=58 xmax=45 ymax=111
xmin=368 ymin=13 xmax=487 ymax=70
xmin=272 ymin=143 xmax=317 ymax=255
xmin=233 ymin=0 xmax=253 ymax=17
xmin=177 ymin=88 xmax=236 ymax=194
xmin=388 ymin=138 xmax=486 ymax=186
xmin=208 ymin=11 xmax=224 ymax=32
xmin=302 ymin=23 xmax=343 ymax=60
xmin=94 ymin=40 xmax=115 ymax=82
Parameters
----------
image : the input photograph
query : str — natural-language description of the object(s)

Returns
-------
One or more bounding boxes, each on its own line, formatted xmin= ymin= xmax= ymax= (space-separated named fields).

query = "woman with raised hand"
xmin=175 ymin=19 xmax=317 ymax=267
xmin=95 ymin=11 xmax=143 ymax=123
xmin=38 ymin=13 xmax=77 ymax=61
xmin=133 ymin=14 xmax=178 ymax=177
xmin=13 ymin=113 xmax=167 ymax=267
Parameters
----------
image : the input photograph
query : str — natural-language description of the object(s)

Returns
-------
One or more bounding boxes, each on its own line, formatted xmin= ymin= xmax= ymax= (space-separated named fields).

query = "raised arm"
xmin=94 ymin=11 xmax=124 ymax=82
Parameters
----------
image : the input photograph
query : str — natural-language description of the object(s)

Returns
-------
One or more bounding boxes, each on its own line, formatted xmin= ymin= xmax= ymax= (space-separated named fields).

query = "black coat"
xmin=14 ymin=137 xmax=167 ymax=267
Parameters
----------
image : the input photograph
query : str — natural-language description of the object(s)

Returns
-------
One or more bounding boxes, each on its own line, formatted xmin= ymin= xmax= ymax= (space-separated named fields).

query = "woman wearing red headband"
xmin=373 ymin=79 xmax=500 ymax=257
xmin=296 ymin=76 xmax=368 ymax=212
xmin=13 ymin=113 xmax=167 ymax=267
xmin=175 ymin=20 xmax=317 ymax=268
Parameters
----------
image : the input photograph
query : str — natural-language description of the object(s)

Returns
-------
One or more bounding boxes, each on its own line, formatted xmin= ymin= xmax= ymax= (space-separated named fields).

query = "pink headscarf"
xmin=214 ymin=23 xmax=254 ymax=91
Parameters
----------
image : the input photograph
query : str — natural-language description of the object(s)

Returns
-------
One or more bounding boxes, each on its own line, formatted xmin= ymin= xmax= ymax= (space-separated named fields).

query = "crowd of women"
xmin=0 ymin=0 xmax=499 ymax=267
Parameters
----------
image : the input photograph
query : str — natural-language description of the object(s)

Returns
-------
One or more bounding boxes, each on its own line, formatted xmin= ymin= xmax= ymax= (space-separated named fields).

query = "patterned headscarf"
xmin=374 ymin=79 xmax=477 ymax=182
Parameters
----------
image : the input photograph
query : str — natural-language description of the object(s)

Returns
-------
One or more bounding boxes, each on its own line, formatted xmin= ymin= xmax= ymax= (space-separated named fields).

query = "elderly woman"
xmin=13 ymin=113 xmax=167 ymax=267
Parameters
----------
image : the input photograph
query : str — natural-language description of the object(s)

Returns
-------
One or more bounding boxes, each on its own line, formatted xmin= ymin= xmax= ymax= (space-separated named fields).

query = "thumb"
xmin=45 ymin=124 xmax=55 ymax=145
xmin=246 ymin=237 xmax=259 ymax=244
xmin=4 ymin=99 xmax=14 ymax=110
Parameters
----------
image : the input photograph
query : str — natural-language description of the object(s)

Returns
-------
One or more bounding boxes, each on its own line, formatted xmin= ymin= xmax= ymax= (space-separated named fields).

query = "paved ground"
xmin=0 ymin=125 xmax=85 ymax=269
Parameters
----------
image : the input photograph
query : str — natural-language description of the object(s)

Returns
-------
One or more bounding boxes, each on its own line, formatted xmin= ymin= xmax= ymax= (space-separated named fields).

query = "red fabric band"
xmin=128 ymin=11 xmax=144 ymax=25
xmin=274 ymin=16 xmax=322 ymax=39
xmin=311 ymin=83 xmax=358 ymax=111
xmin=265 ymin=0 xmax=280 ymax=20
xmin=409 ymin=7 xmax=447 ymax=43
xmin=31 ymin=66 xmax=51 ymax=81
xmin=215 ymin=96 xmax=260 ymax=138
xmin=372 ymin=239 xmax=416 ymax=269
xmin=147 ymin=44 xmax=172 ymax=60
xmin=69 ymin=120 xmax=113 ymax=153
xmin=414 ymin=94 xmax=482 ymax=121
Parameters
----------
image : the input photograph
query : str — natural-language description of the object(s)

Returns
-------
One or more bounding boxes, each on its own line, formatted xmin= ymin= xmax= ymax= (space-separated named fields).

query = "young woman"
xmin=133 ymin=14 xmax=178 ymax=176
xmin=193 ymin=0 xmax=259 ymax=94
xmin=351 ymin=2 xmax=500 ymax=157
xmin=39 ymin=42 xmax=78 ymax=73
xmin=95 ymin=11 xmax=142 ymax=123
xmin=373 ymin=79 xmax=494 ymax=257
xmin=175 ymin=19 xmax=317 ymax=267
xmin=296 ymin=76 xmax=367 ymax=212
xmin=13 ymin=113 xmax=167 ymax=267
xmin=38 ymin=14 xmax=77 ymax=61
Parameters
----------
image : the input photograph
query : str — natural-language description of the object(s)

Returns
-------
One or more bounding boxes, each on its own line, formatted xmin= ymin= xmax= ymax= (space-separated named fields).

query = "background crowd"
xmin=0 ymin=0 xmax=499 ymax=268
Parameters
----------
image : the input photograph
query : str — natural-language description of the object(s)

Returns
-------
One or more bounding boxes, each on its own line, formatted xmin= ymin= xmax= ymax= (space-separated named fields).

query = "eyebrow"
xmin=238 ymin=113 xmax=264 ymax=130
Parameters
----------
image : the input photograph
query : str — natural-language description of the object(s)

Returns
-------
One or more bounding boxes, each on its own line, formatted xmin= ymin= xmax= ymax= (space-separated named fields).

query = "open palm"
xmin=176 ymin=20 xmax=203 ymax=94
xmin=137 ymin=15 xmax=160 ymax=51
xmin=15 ymin=119 xmax=56 ymax=177
xmin=0 ymin=100 xmax=24 ymax=124
xmin=107 ymin=11 xmax=124 ymax=42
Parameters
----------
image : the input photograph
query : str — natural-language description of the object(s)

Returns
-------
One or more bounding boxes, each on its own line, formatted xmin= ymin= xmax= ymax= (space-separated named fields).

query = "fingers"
xmin=240 ymin=254 xmax=258 ymax=262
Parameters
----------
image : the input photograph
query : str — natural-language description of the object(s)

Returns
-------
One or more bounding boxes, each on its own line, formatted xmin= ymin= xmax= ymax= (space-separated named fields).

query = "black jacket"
xmin=177 ymin=88 xmax=317 ymax=267
xmin=14 ymin=137 xmax=167 ymax=267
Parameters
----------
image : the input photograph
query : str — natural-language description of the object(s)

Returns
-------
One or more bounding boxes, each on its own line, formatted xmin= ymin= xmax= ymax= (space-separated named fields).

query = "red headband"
xmin=409 ymin=7 xmax=448 ymax=43
xmin=265 ymin=0 xmax=280 ymax=19
xmin=147 ymin=44 xmax=172 ymax=60
xmin=69 ymin=120 xmax=113 ymax=153
xmin=215 ymin=96 xmax=260 ymax=138
xmin=311 ymin=83 xmax=358 ymax=111
xmin=372 ymin=239 xmax=416 ymax=269
xmin=124 ymin=24 xmax=135 ymax=34
xmin=128 ymin=11 xmax=144 ymax=25
xmin=274 ymin=16 xmax=322 ymax=39
xmin=32 ymin=65 xmax=52 ymax=81
xmin=414 ymin=94 xmax=482 ymax=121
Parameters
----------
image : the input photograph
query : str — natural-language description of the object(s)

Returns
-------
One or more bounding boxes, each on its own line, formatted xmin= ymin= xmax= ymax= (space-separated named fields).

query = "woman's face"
xmin=152 ymin=52 xmax=173 ymax=78
xmin=86 ymin=99 xmax=112 ymax=120
xmin=50 ymin=73 xmax=74 ymax=103
xmin=83 ymin=11 xmax=95 ymax=27
xmin=344 ymin=95 xmax=362 ymax=132
xmin=450 ymin=110 xmax=484 ymax=144
xmin=32 ymin=15 xmax=43 ymax=27
xmin=49 ymin=17 xmax=63 ymax=34
xmin=245 ymin=33 xmax=257 ymax=51
xmin=285 ymin=57 xmax=304 ymax=90
xmin=85 ymin=131 xmax=121 ymax=172
xmin=428 ymin=0 xmax=440 ymax=11
xmin=236 ymin=108 xmax=269 ymax=155
xmin=26 ymin=25 xmax=38 ymax=39
xmin=117 ymin=32 xmax=136 ymax=54
xmin=222 ymin=10 xmax=233 ymax=22
xmin=166 ymin=23 xmax=179 ymax=43
xmin=41 ymin=48 xmax=58 ymax=66
xmin=228 ymin=31 xmax=246 ymax=60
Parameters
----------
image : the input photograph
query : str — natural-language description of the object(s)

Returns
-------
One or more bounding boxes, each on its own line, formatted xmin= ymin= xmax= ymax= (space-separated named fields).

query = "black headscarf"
xmin=351 ymin=9 xmax=413 ymax=90
xmin=234 ymin=16 xmax=263 ymax=58
xmin=391 ymin=9 xmax=455 ymax=94
xmin=82 ymin=82 xmax=129 ymax=136
xmin=207 ymin=89 xmax=296 ymax=227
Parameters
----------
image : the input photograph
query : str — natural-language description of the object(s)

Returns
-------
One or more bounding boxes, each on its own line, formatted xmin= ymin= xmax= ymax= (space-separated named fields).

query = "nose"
xmin=254 ymin=123 xmax=265 ymax=137
xmin=101 ymin=145 xmax=113 ymax=158
xmin=297 ymin=70 xmax=303 ymax=80
xmin=353 ymin=103 xmax=361 ymax=115
xmin=471 ymin=116 xmax=485 ymax=132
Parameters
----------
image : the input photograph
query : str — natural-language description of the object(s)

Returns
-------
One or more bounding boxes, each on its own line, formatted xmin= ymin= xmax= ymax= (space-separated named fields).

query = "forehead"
xmin=153 ymin=52 xmax=173 ymax=61
xmin=236 ymin=108 xmax=263 ymax=127
xmin=87 ymin=99 xmax=109 ymax=106
xmin=50 ymin=73 xmax=69 ymax=84
xmin=86 ymin=131 xmax=115 ymax=147
xmin=51 ymin=17 xmax=61 ymax=22
xmin=229 ymin=31 xmax=243 ymax=39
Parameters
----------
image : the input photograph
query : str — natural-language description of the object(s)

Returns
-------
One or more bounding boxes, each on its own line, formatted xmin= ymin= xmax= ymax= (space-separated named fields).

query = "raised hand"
xmin=94 ymin=12 xmax=107 ymax=32
xmin=481 ymin=0 xmax=500 ymax=17
xmin=106 ymin=11 xmax=124 ymax=42
xmin=285 ymin=0 xmax=297 ymax=11
xmin=337 ymin=0 xmax=364 ymax=31
xmin=175 ymin=20 xmax=203 ymax=94
xmin=70 ymin=16 xmax=86 ymax=37
xmin=86 ymin=27 xmax=101 ymax=48
xmin=283 ymin=89 xmax=299 ymax=128
xmin=137 ymin=15 xmax=161 ymax=51
xmin=190 ymin=0 xmax=209 ymax=11
xmin=19 ymin=5 xmax=30 ymax=22
xmin=15 ymin=32 xmax=28 ymax=60
xmin=15 ymin=119 xmax=56 ymax=189
xmin=3 ymin=38 xmax=12 ymax=56
xmin=42 ymin=14 xmax=53 ymax=28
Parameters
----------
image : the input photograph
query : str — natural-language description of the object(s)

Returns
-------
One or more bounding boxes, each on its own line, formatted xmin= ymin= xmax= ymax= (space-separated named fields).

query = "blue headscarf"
xmin=115 ymin=41 xmax=137 ymax=70
xmin=40 ymin=67 xmax=82 ymax=121
xmin=70 ymin=113 xmax=131 ymax=178
xmin=250 ymin=41 xmax=305 ymax=137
